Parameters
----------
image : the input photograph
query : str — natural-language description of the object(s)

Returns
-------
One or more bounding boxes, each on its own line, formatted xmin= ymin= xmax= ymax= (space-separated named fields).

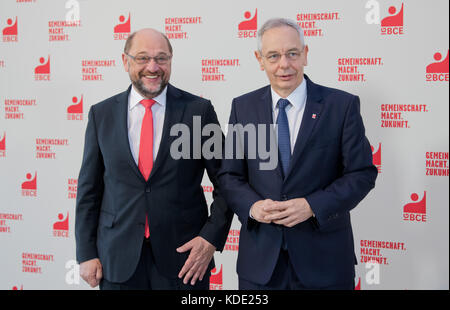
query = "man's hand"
xmin=176 ymin=236 xmax=216 ymax=286
xmin=250 ymin=199 xmax=279 ymax=223
xmin=264 ymin=198 xmax=314 ymax=227
xmin=80 ymin=258 xmax=103 ymax=288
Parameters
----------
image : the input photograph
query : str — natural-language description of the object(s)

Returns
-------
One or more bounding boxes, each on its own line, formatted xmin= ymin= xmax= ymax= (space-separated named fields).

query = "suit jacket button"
xmin=281 ymin=195 xmax=288 ymax=201
xmin=145 ymin=187 xmax=151 ymax=193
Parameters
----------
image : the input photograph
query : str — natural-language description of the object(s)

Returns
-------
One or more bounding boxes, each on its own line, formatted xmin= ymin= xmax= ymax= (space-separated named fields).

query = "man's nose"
xmin=145 ymin=58 xmax=159 ymax=72
xmin=278 ymin=54 xmax=290 ymax=68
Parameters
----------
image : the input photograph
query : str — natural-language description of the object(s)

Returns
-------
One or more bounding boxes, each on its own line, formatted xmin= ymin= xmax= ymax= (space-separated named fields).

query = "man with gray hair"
xmin=75 ymin=28 xmax=233 ymax=290
xmin=219 ymin=18 xmax=377 ymax=289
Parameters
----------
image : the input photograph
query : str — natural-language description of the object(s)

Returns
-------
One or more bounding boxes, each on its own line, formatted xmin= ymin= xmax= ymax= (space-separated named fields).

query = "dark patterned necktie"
xmin=277 ymin=98 xmax=291 ymax=178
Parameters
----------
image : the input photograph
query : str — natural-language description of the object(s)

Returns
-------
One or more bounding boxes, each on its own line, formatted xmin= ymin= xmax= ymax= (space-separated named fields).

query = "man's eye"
xmin=137 ymin=57 xmax=149 ymax=62
xmin=267 ymin=54 xmax=280 ymax=60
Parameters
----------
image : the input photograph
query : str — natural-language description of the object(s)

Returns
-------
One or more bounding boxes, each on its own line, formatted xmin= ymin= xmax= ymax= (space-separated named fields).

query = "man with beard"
xmin=75 ymin=28 xmax=233 ymax=290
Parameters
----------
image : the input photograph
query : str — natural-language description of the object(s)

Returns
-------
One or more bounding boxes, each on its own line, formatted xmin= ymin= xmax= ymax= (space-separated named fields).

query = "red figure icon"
xmin=210 ymin=265 xmax=223 ymax=284
xmin=381 ymin=3 xmax=404 ymax=27
xmin=34 ymin=56 xmax=50 ymax=74
xmin=354 ymin=278 xmax=361 ymax=290
xmin=0 ymin=133 xmax=5 ymax=150
xmin=21 ymin=172 xmax=37 ymax=190
xmin=114 ymin=14 xmax=130 ymax=33
xmin=67 ymin=95 xmax=83 ymax=114
xmin=53 ymin=212 xmax=69 ymax=231
xmin=238 ymin=9 xmax=257 ymax=30
xmin=403 ymin=191 xmax=426 ymax=214
xmin=426 ymin=50 xmax=449 ymax=73
xmin=371 ymin=143 xmax=381 ymax=167
xmin=2 ymin=17 xmax=18 ymax=35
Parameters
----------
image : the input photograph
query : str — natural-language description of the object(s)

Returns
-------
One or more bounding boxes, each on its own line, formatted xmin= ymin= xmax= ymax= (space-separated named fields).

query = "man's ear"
xmin=303 ymin=45 xmax=309 ymax=67
xmin=254 ymin=50 xmax=265 ymax=71
xmin=122 ymin=53 xmax=129 ymax=73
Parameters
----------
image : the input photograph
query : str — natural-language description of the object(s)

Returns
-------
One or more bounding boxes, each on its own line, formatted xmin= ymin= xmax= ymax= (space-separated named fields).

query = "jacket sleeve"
xmin=75 ymin=106 xmax=104 ymax=263
xmin=305 ymin=96 xmax=378 ymax=230
xmin=198 ymin=101 xmax=234 ymax=251
xmin=217 ymin=99 xmax=264 ymax=230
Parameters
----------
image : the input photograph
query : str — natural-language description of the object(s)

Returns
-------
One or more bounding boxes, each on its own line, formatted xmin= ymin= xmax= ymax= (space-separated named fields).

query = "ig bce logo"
xmin=365 ymin=0 xmax=404 ymax=35
xmin=238 ymin=9 xmax=257 ymax=39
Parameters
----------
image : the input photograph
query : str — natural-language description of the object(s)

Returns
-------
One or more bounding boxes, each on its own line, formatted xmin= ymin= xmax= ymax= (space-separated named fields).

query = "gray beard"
xmin=132 ymin=78 xmax=167 ymax=99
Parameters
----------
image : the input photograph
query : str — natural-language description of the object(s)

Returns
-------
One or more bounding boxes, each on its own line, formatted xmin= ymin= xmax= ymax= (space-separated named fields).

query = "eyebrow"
xmin=135 ymin=52 xmax=170 ymax=57
xmin=265 ymin=48 xmax=301 ymax=54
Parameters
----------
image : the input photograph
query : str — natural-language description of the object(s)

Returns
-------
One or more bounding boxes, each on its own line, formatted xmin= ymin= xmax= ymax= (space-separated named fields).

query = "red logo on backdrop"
xmin=355 ymin=278 xmax=361 ymax=290
xmin=12 ymin=285 xmax=23 ymax=290
xmin=337 ymin=57 xmax=383 ymax=82
xmin=81 ymin=59 xmax=116 ymax=81
xmin=201 ymin=59 xmax=240 ymax=82
xmin=202 ymin=185 xmax=214 ymax=193
xmin=371 ymin=143 xmax=382 ymax=173
xmin=296 ymin=12 xmax=340 ymax=37
xmin=165 ymin=17 xmax=201 ymax=40
xmin=114 ymin=13 xmax=130 ymax=40
xmin=380 ymin=103 xmax=427 ymax=129
xmin=21 ymin=172 xmax=37 ymax=197
xmin=0 ymin=212 xmax=23 ymax=234
xmin=0 ymin=132 xmax=5 ymax=157
xmin=4 ymin=98 xmax=37 ymax=120
xmin=35 ymin=138 xmax=69 ymax=159
xmin=22 ymin=252 xmax=54 ymax=274
xmin=381 ymin=3 xmax=404 ymax=35
xmin=67 ymin=95 xmax=83 ymax=120
xmin=48 ymin=20 xmax=81 ymax=42
xmin=209 ymin=265 xmax=223 ymax=290
xmin=68 ymin=178 xmax=78 ymax=199
xmin=34 ymin=56 xmax=50 ymax=81
xmin=53 ymin=212 xmax=69 ymax=238
xmin=2 ymin=17 xmax=18 ymax=42
xmin=238 ymin=9 xmax=257 ymax=38
xmin=426 ymin=50 xmax=449 ymax=82
xmin=224 ymin=229 xmax=239 ymax=251
xmin=360 ymin=239 xmax=406 ymax=265
xmin=426 ymin=152 xmax=449 ymax=177
xmin=403 ymin=191 xmax=427 ymax=222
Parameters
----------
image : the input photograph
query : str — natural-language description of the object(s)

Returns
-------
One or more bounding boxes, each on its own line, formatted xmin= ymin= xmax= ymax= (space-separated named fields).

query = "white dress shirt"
xmin=249 ymin=79 xmax=308 ymax=219
xmin=271 ymin=78 xmax=307 ymax=154
xmin=127 ymin=85 xmax=167 ymax=165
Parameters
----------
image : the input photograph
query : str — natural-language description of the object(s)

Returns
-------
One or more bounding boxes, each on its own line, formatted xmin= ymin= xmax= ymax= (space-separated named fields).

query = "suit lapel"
xmin=115 ymin=86 xmax=146 ymax=182
xmin=258 ymin=86 xmax=284 ymax=180
xmin=147 ymin=84 xmax=186 ymax=182
xmin=285 ymin=76 xmax=324 ymax=181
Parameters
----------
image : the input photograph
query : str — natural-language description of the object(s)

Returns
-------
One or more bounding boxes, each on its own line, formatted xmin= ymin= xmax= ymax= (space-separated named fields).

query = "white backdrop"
xmin=0 ymin=0 xmax=448 ymax=290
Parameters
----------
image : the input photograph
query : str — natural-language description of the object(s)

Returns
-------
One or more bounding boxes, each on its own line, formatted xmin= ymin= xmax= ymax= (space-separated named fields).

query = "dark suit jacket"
xmin=218 ymin=75 xmax=378 ymax=288
xmin=75 ymin=84 xmax=233 ymax=283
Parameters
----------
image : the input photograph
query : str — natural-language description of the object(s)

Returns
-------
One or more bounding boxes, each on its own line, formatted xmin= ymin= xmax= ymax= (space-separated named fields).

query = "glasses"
xmin=125 ymin=53 xmax=172 ymax=65
xmin=263 ymin=50 xmax=303 ymax=64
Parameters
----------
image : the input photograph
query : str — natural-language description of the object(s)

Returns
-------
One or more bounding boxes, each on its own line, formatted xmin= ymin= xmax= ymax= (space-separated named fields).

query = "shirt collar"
xmin=129 ymin=84 xmax=167 ymax=110
xmin=271 ymin=78 xmax=307 ymax=112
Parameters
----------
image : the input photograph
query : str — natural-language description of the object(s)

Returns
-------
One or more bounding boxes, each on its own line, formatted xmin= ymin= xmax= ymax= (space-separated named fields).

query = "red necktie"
xmin=138 ymin=99 xmax=156 ymax=238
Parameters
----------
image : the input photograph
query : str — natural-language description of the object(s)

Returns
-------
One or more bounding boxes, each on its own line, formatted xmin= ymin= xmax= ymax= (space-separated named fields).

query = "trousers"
xmin=100 ymin=238 xmax=210 ymax=290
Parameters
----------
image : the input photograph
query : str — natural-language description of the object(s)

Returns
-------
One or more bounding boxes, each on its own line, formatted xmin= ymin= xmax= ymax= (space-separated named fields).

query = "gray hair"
xmin=257 ymin=18 xmax=305 ymax=52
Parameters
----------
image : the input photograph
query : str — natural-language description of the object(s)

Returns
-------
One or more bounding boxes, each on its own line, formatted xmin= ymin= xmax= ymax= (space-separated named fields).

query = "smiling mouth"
xmin=142 ymin=74 xmax=159 ymax=80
